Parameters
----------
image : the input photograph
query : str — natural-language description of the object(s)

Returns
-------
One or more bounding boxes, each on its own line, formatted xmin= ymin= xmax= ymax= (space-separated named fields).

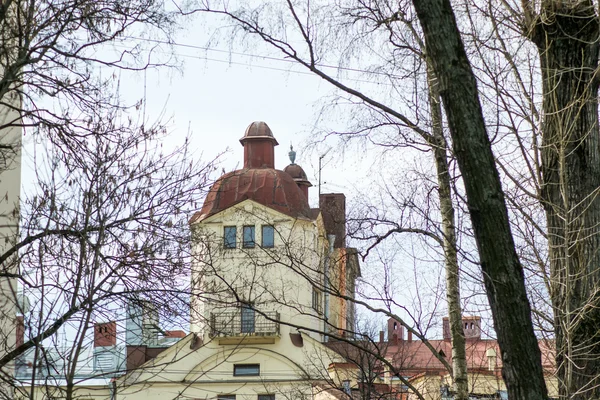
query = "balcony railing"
xmin=210 ymin=310 xmax=280 ymax=338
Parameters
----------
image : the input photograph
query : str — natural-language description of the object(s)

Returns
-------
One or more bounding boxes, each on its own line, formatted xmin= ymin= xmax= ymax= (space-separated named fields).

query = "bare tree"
xmin=0 ymin=0 xmax=220 ymax=397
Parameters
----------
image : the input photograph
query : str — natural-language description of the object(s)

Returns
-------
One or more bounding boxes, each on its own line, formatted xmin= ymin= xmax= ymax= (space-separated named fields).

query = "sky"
xmin=16 ymin=10 xmax=469 ymax=338
xmin=113 ymin=25 xmax=369 ymax=210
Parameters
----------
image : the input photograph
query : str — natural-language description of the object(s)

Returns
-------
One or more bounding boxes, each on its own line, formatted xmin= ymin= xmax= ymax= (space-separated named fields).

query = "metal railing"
xmin=210 ymin=310 xmax=280 ymax=337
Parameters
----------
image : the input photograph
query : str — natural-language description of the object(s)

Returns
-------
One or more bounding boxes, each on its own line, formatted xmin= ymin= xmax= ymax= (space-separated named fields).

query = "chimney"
xmin=443 ymin=316 xmax=481 ymax=341
xmin=319 ymin=193 xmax=346 ymax=248
xmin=94 ymin=321 xmax=117 ymax=347
xmin=442 ymin=317 xmax=451 ymax=341
xmin=407 ymin=330 xmax=413 ymax=342
xmin=486 ymin=347 xmax=497 ymax=371
xmin=387 ymin=318 xmax=403 ymax=345
xmin=463 ymin=316 xmax=481 ymax=340
xmin=379 ymin=331 xmax=384 ymax=344
xmin=15 ymin=316 xmax=24 ymax=348
xmin=240 ymin=121 xmax=278 ymax=169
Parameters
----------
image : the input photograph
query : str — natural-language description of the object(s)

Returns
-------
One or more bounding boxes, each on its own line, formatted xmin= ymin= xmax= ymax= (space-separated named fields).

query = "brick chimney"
xmin=443 ymin=316 xmax=481 ymax=341
xmin=387 ymin=318 xmax=403 ymax=345
xmin=240 ymin=121 xmax=278 ymax=169
xmin=15 ymin=316 xmax=24 ymax=348
xmin=319 ymin=193 xmax=346 ymax=248
xmin=94 ymin=321 xmax=117 ymax=347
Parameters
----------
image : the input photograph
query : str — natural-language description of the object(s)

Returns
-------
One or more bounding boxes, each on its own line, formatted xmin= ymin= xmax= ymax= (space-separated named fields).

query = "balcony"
xmin=209 ymin=310 xmax=280 ymax=345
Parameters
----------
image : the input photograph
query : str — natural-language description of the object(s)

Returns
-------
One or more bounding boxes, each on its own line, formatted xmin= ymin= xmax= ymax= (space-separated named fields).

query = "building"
xmin=324 ymin=316 xmax=558 ymax=400
xmin=0 ymin=52 xmax=23 ymax=399
xmin=112 ymin=121 xmax=361 ymax=399
xmin=17 ymin=122 xmax=558 ymax=400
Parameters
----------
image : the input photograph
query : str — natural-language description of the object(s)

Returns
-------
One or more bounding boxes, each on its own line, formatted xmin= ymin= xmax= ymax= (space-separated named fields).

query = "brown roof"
xmin=386 ymin=339 xmax=555 ymax=375
xmin=327 ymin=338 xmax=556 ymax=378
xmin=190 ymin=168 xmax=314 ymax=223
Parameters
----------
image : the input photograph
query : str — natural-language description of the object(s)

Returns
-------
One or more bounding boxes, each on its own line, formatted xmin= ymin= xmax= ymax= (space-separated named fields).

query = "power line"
xmin=121 ymin=36 xmax=404 ymax=81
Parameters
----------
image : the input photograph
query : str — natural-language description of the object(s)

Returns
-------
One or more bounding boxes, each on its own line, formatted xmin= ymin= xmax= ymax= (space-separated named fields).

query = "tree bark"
xmin=528 ymin=2 xmax=600 ymax=397
xmin=426 ymin=62 xmax=469 ymax=400
xmin=411 ymin=0 xmax=548 ymax=398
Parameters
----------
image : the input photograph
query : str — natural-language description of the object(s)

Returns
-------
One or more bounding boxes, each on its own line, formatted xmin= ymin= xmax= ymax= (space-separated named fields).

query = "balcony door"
xmin=240 ymin=306 xmax=255 ymax=333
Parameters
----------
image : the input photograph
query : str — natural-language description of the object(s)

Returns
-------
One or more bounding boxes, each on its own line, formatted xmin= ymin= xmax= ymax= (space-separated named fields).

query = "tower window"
xmin=234 ymin=364 xmax=260 ymax=376
xmin=312 ymin=288 xmax=322 ymax=314
xmin=224 ymin=226 xmax=237 ymax=248
xmin=243 ymin=226 xmax=255 ymax=248
xmin=262 ymin=225 xmax=274 ymax=248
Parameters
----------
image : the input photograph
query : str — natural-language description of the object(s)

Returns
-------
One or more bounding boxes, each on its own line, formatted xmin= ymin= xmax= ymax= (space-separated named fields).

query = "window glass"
xmin=217 ymin=395 xmax=236 ymax=400
xmin=224 ymin=226 xmax=236 ymax=248
xmin=243 ymin=226 xmax=255 ymax=248
xmin=261 ymin=225 xmax=274 ymax=248
xmin=240 ymin=306 xmax=255 ymax=333
xmin=312 ymin=288 xmax=322 ymax=314
xmin=258 ymin=395 xmax=275 ymax=400
xmin=233 ymin=364 xmax=260 ymax=376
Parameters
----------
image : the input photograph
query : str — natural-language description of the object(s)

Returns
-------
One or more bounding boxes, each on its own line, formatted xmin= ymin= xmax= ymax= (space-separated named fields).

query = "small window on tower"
xmin=224 ymin=226 xmax=237 ymax=249
xmin=262 ymin=225 xmax=274 ymax=248
xmin=312 ymin=287 xmax=322 ymax=314
xmin=243 ymin=226 xmax=255 ymax=248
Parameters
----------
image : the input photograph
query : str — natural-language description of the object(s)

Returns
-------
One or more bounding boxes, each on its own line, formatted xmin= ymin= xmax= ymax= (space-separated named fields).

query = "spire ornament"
xmin=288 ymin=144 xmax=296 ymax=164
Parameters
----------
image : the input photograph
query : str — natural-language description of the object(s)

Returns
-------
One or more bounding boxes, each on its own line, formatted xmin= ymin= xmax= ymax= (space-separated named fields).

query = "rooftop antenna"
xmin=318 ymin=148 xmax=331 ymax=197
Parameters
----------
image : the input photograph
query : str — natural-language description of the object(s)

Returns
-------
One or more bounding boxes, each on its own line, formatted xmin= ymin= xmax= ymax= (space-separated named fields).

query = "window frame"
xmin=242 ymin=225 xmax=255 ymax=248
xmin=224 ymin=226 xmax=237 ymax=249
xmin=233 ymin=363 xmax=260 ymax=377
xmin=261 ymin=225 xmax=275 ymax=248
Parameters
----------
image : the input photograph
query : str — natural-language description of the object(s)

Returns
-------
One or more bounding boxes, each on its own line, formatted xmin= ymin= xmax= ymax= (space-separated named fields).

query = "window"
xmin=312 ymin=287 xmax=322 ymax=314
xmin=224 ymin=226 xmax=237 ymax=248
xmin=261 ymin=225 xmax=274 ymax=248
xmin=240 ymin=306 xmax=255 ymax=333
xmin=233 ymin=364 xmax=260 ymax=376
xmin=243 ymin=226 xmax=255 ymax=248
xmin=258 ymin=395 xmax=275 ymax=400
xmin=217 ymin=395 xmax=236 ymax=400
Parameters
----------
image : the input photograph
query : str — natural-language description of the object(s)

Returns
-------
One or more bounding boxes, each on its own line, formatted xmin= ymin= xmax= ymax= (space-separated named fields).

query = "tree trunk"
xmin=528 ymin=3 xmax=600 ymax=398
xmin=427 ymin=62 xmax=469 ymax=400
xmin=411 ymin=0 xmax=548 ymax=398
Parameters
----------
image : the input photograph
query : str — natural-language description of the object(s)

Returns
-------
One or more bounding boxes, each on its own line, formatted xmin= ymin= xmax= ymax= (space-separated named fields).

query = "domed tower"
xmin=284 ymin=145 xmax=312 ymax=200
xmin=189 ymin=121 xmax=323 ymax=342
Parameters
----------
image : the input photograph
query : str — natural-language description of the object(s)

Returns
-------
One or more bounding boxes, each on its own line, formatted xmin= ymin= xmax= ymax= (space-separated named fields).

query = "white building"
xmin=115 ymin=121 xmax=361 ymax=400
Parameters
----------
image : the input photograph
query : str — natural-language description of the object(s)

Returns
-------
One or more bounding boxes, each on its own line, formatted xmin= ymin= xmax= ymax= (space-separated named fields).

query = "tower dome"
xmin=238 ymin=121 xmax=279 ymax=169
xmin=283 ymin=145 xmax=312 ymax=200
xmin=191 ymin=123 xmax=312 ymax=223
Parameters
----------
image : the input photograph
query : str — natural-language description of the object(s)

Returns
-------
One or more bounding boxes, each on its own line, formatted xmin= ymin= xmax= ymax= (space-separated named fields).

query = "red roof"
xmin=190 ymin=168 xmax=314 ymax=223
xmin=327 ymin=338 xmax=556 ymax=378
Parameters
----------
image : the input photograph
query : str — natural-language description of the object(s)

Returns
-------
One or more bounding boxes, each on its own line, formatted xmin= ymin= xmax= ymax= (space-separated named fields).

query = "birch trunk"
xmin=411 ymin=0 xmax=548 ymax=398
xmin=426 ymin=63 xmax=469 ymax=400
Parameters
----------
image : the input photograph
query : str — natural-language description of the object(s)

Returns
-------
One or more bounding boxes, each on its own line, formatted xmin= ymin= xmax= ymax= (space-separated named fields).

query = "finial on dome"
xmin=289 ymin=144 xmax=296 ymax=164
